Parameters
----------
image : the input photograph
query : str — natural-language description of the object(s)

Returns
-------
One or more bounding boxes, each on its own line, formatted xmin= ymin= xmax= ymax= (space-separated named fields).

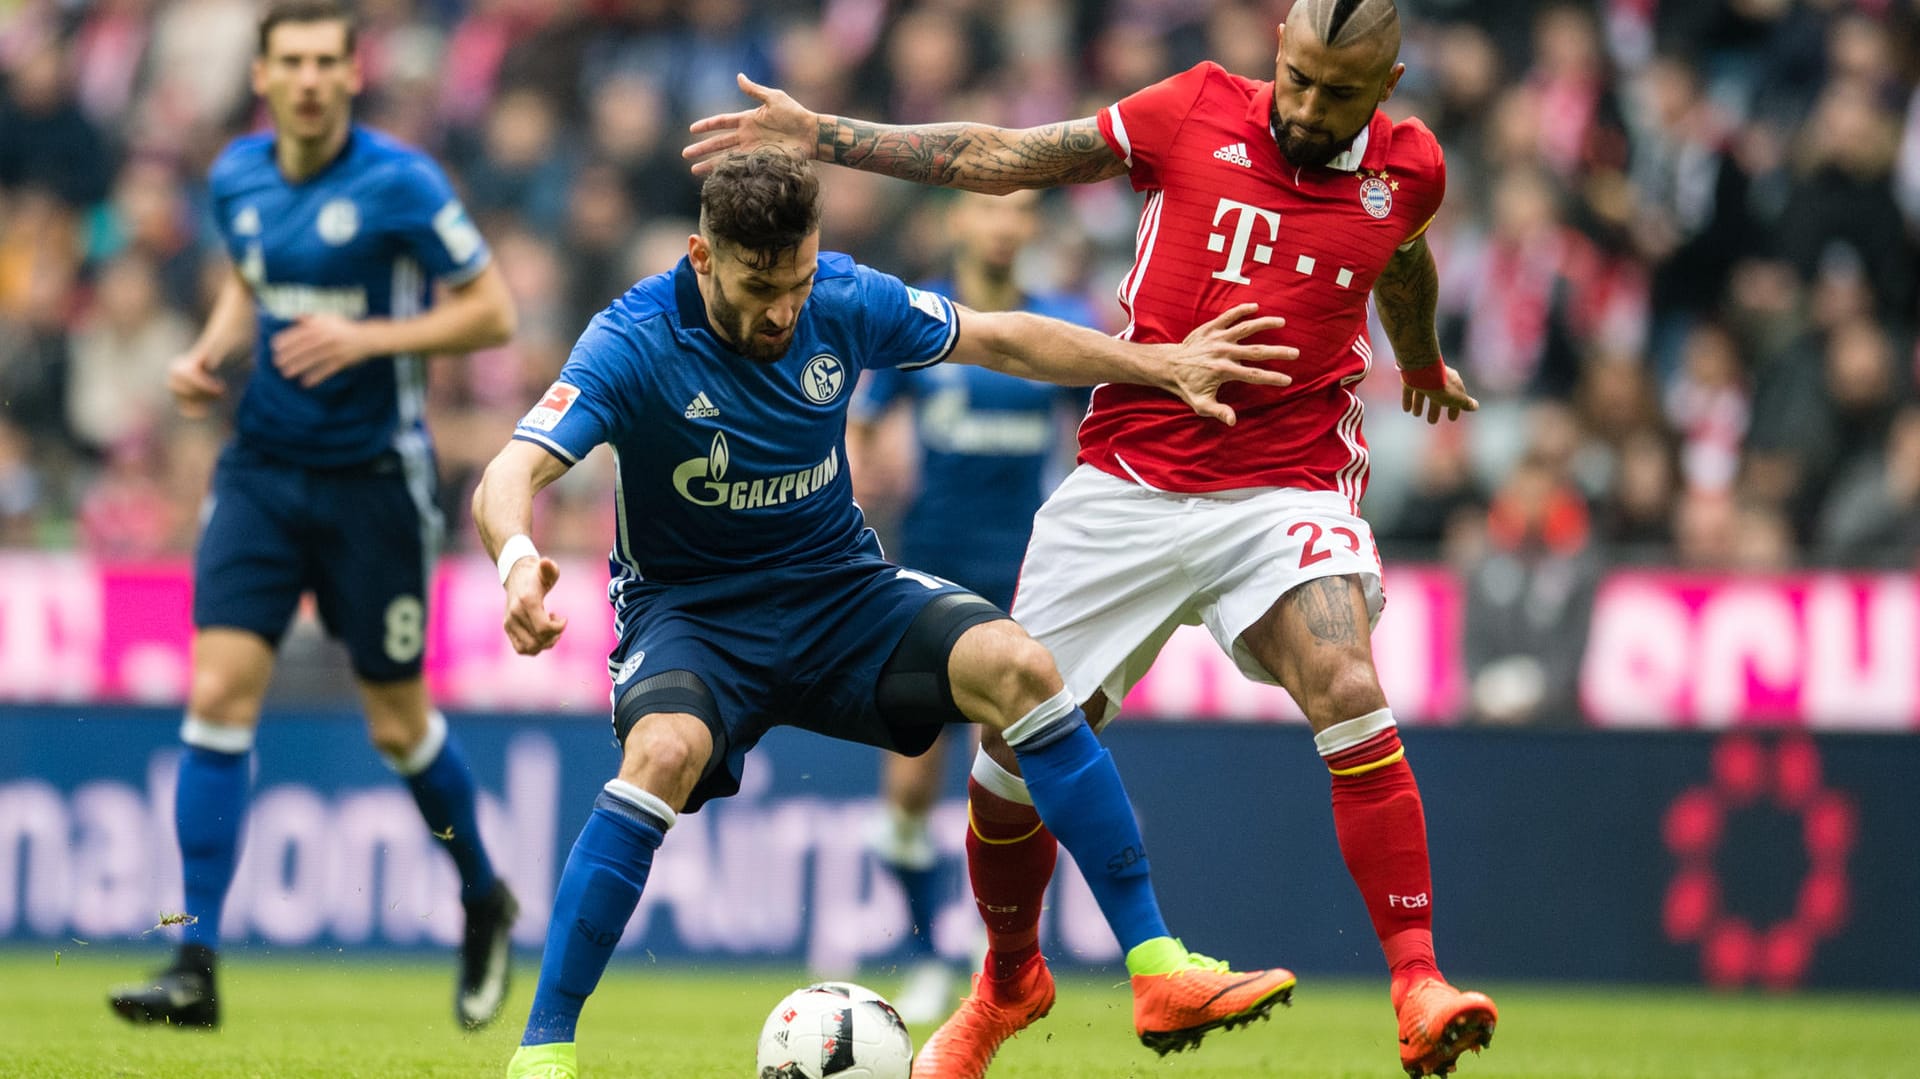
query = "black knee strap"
xmin=613 ymin=669 xmax=722 ymax=748
xmin=876 ymin=592 xmax=1009 ymax=724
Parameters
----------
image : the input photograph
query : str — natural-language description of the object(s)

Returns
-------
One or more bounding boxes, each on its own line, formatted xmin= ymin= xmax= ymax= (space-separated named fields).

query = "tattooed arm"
xmin=684 ymin=74 xmax=1127 ymax=193
xmin=816 ymin=116 xmax=1125 ymax=194
xmin=1373 ymin=236 xmax=1477 ymax=423
xmin=1372 ymin=236 xmax=1442 ymax=369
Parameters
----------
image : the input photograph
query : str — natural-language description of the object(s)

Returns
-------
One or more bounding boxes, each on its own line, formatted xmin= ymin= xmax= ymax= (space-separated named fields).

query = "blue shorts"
xmin=193 ymin=441 xmax=443 ymax=682
xmin=609 ymin=555 xmax=992 ymax=812
xmin=899 ymin=548 xmax=1020 ymax=611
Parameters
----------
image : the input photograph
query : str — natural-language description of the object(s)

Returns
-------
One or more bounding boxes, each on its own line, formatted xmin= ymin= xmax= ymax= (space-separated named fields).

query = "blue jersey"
xmin=208 ymin=125 xmax=491 ymax=467
xmin=852 ymin=282 xmax=1093 ymax=596
xmin=513 ymin=253 xmax=960 ymax=592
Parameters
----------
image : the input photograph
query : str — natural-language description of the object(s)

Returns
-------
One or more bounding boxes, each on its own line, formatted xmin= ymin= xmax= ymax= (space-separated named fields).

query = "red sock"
xmin=1323 ymin=726 xmax=1441 ymax=983
xmin=964 ymin=775 xmax=1057 ymax=981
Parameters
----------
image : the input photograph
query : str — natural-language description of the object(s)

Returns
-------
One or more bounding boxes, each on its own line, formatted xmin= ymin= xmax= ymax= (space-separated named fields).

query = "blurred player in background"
xmin=473 ymin=149 xmax=1300 ymax=1079
xmin=848 ymin=189 xmax=1093 ymax=1025
xmin=108 ymin=0 xmax=519 ymax=1033
xmin=688 ymin=0 xmax=1498 ymax=1075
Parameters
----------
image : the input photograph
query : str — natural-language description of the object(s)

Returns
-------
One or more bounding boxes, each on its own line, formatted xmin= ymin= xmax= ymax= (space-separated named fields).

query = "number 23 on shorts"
xmin=1286 ymin=519 xmax=1380 ymax=572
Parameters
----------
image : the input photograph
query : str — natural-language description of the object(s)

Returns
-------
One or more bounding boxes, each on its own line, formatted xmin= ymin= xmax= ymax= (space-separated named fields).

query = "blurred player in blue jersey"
xmin=473 ymin=149 xmax=1301 ymax=1079
xmin=847 ymin=190 xmax=1093 ymax=1024
xmin=108 ymin=0 xmax=519 ymax=1033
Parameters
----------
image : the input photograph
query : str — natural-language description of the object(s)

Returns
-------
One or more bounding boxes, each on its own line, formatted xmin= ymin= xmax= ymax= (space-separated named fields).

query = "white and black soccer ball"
xmin=755 ymin=981 xmax=914 ymax=1079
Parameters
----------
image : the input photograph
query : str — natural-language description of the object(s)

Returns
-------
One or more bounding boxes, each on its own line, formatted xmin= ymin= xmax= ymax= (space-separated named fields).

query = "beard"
xmin=1271 ymin=104 xmax=1363 ymax=169
xmin=729 ymin=322 xmax=793 ymax=363
xmin=1276 ymin=123 xmax=1341 ymax=168
xmin=709 ymin=280 xmax=793 ymax=363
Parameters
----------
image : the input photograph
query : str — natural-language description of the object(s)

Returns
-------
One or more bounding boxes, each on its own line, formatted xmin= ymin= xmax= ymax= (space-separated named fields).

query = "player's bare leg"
xmin=361 ymin=676 xmax=516 ymax=1029
xmin=109 ymin=628 xmax=274 ymax=1028
xmin=1242 ymin=575 xmax=1496 ymax=1077
xmin=359 ymin=675 xmax=432 ymax=760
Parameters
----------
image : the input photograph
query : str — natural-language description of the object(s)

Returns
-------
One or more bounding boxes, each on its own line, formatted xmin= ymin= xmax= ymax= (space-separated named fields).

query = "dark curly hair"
xmin=699 ymin=149 xmax=823 ymax=270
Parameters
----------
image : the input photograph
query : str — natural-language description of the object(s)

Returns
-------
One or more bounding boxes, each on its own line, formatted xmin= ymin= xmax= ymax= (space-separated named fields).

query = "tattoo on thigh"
xmin=1291 ymin=577 xmax=1360 ymax=646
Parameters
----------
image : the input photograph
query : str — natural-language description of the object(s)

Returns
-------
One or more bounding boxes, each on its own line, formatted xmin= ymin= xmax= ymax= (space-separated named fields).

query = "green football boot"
xmin=506 ymin=1042 xmax=578 ymax=1078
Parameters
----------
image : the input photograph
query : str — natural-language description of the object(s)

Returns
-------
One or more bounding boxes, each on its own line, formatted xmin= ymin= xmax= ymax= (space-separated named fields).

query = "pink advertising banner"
xmin=1581 ymin=572 xmax=1920 ymax=729
xmin=22 ymin=552 xmax=1920 ymax=721
xmin=6 ymin=554 xmax=1911 ymax=727
xmin=0 ymin=554 xmax=618 ymax=713
xmin=0 ymin=555 xmax=1463 ymax=721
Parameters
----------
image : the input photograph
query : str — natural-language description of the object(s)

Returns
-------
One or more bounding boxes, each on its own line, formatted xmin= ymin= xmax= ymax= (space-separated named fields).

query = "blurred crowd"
xmin=2 ymin=0 xmax=1918 ymax=588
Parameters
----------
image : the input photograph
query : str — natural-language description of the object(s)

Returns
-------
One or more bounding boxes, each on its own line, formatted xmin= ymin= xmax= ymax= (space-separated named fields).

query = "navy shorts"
xmin=901 ymin=548 xmax=1020 ymax=611
xmin=193 ymin=441 xmax=443 ymax=682
xmin=609 ymin=556 xmax=996 ymax=812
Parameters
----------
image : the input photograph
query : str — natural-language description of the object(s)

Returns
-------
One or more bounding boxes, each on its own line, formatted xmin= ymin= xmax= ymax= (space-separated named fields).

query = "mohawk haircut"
xmin=699 ymin=149 xmax=823 ymax=271
xmin=1295 ymin=0 xmax=1400 ymax=50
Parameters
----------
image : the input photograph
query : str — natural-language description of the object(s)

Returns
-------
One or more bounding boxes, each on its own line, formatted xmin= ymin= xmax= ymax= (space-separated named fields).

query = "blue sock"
xmin=888 ymin=862 xmax=941 ymax=959
xmin=1012 ymin=717 xmax=1169 ymax=952
xmin=174 ymin=745 xmax=251 ymax=950
xmin=522 ymin=791 xmax=667 ymax=1046
xmin=404 ymin=732 xmax=499 ymax=904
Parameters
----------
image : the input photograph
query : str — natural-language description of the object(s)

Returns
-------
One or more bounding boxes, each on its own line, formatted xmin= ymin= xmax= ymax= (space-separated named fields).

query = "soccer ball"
xmin=755 ymin=981 xmax=914 ymax=1079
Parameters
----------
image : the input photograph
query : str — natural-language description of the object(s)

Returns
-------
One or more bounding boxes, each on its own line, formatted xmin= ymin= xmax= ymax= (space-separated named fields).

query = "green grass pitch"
xmin=2 ymin=950 xmax=1910 ymax=1078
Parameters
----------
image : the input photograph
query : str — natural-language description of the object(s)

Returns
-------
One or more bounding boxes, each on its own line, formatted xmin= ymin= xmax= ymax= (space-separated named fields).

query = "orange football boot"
xmin=1131 ymin=952 xmax=1296 ymax=1055
xmin=1393 ymin=974 xmax=1498 ymax=1077
xmin=910 ymin=953 xmax=1055 ymax=1079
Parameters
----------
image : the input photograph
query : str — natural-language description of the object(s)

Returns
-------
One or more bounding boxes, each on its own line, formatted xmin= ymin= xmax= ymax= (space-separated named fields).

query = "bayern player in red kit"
xmin=687 ymin=1 xmax=1496 ymax=1075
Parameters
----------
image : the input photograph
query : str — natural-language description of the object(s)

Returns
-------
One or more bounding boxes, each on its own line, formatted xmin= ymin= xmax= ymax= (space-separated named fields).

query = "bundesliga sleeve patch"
xmin=904 ymin=286 xmax=950 ymax=323
xmin=521 ymin=381 xmax=580 ymax=431
xmin=432 ymin=200 xmax=486 ymax=264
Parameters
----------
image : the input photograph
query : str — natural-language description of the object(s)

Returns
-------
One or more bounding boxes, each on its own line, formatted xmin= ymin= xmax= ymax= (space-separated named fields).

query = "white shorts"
xmin=1012 ymin=465 xmax=1384 ymax=721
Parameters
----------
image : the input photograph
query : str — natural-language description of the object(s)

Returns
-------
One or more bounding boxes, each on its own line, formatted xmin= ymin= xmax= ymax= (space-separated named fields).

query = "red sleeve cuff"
xmin=1398 ymin=358 xmax=1450 ymax=392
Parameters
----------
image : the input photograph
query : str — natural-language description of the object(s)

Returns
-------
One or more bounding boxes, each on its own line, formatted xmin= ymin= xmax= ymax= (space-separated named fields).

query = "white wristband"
xmin=496 ymin=534 xmax=539 ymax=586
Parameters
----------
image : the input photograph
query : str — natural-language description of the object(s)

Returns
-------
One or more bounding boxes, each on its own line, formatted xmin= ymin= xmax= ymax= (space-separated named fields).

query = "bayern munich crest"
xmin=1358 ymin=175 xmax=1393 ymax=219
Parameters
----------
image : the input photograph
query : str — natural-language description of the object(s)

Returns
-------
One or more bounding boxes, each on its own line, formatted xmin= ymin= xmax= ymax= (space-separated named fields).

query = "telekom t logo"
xmin=1208 ymin=198 xmax=1282 ymax=284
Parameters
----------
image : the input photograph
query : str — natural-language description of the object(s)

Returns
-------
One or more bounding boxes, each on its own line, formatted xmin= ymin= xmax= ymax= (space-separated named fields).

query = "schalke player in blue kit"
xmin=473 ymin=149 xmax=1300 ymax=1079
xmin=109 ymin=0 xmax=520 ymax=1032
xmin=849 ymin=189 xmax=1094 ymax=1024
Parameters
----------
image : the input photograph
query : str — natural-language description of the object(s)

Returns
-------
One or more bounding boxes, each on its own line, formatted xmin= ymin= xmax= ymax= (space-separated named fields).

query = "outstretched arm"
xmin=950 ymin=304 xmax=1297 ymax=426
xmin=472 ymin=438 xmax=573 ymax=655
xmin=816 ymin=115 xmax=1126 ymax=194
xmin=685 ymin=74 xmax=1127 ymax=194
xmin=1373 ymin=236 xmax=1477 ymax=424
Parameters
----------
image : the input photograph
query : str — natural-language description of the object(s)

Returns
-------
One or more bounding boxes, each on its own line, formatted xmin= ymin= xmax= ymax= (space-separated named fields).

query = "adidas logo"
xmin=682 ymin=392 xmax=720 ymax=419
xmin=1213 ymin=142 xmax=1252 ymax=168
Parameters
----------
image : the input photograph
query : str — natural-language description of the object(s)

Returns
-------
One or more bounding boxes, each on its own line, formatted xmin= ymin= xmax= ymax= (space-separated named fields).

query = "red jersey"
xmin=1088 ymin=62 xmax=1446 ymax=506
